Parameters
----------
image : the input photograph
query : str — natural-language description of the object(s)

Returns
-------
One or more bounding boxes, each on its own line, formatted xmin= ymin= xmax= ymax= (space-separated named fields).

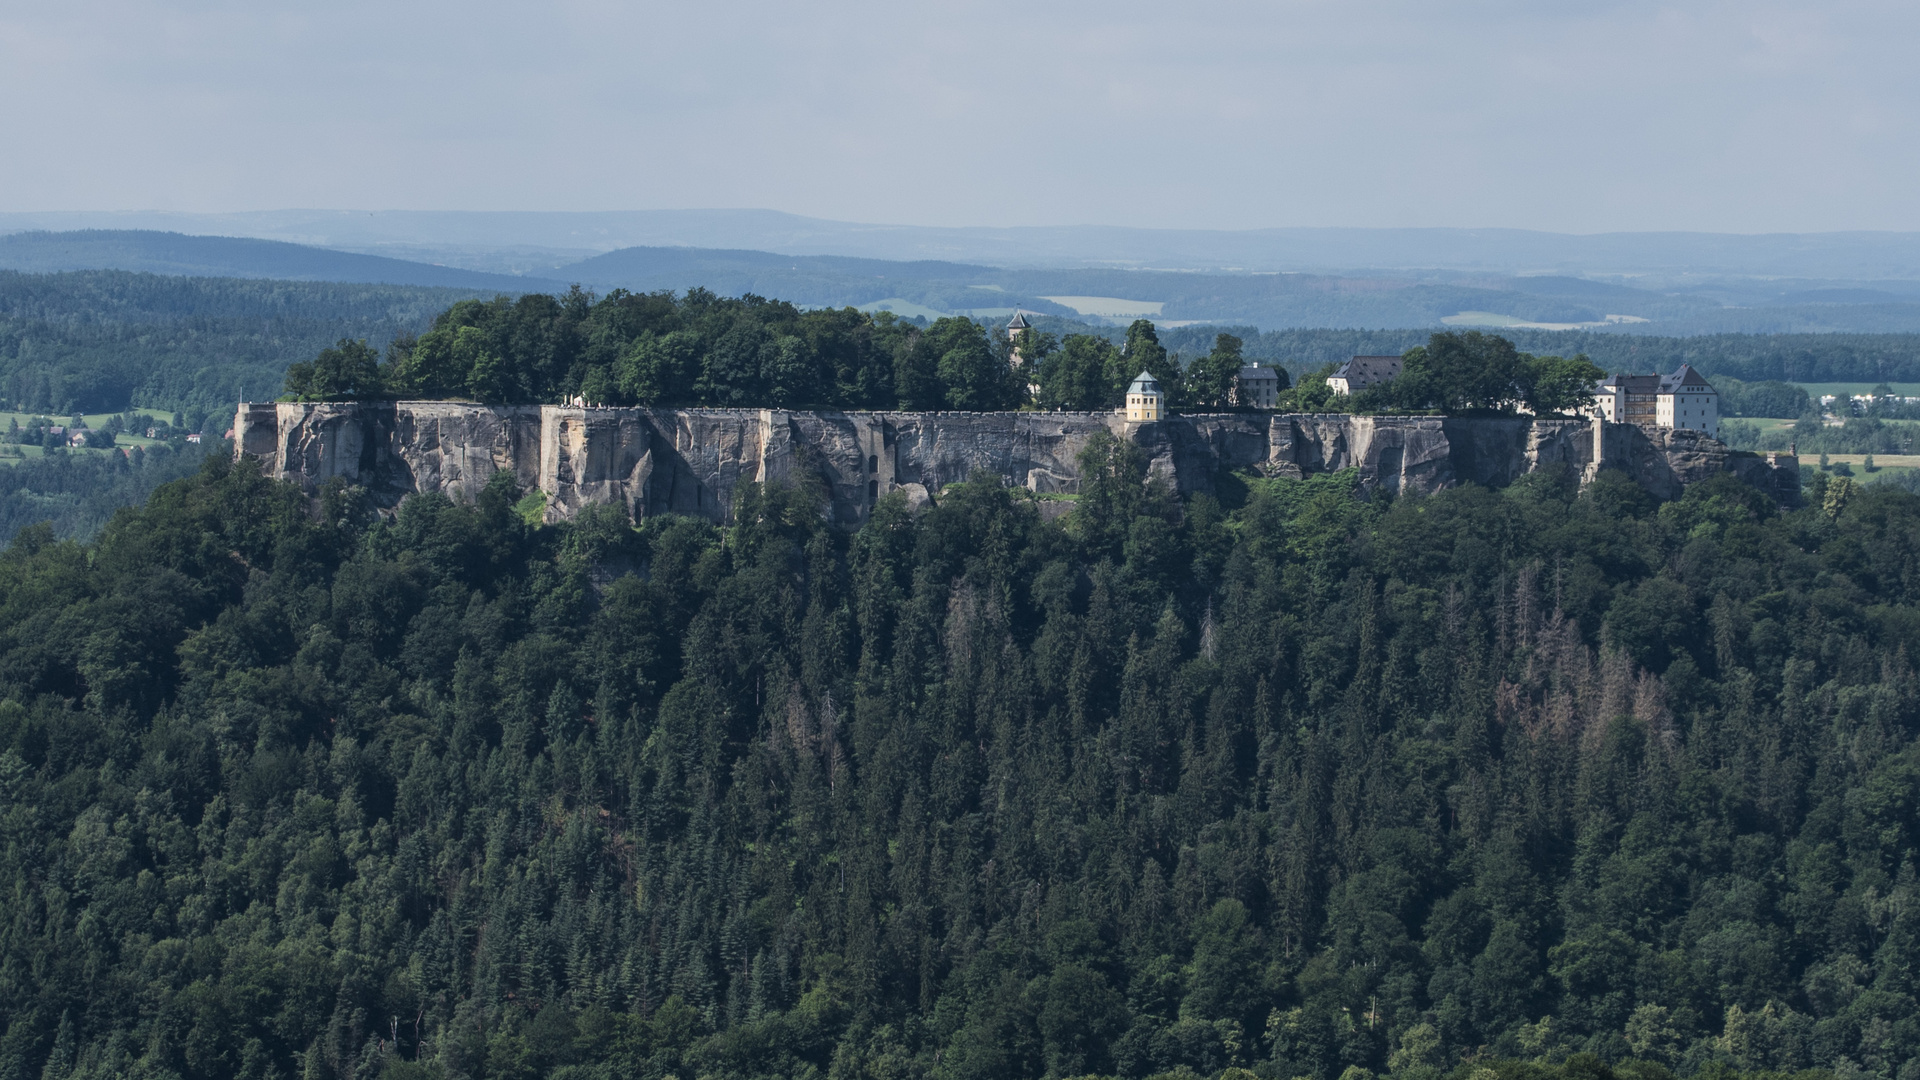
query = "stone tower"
xmin=1006 ymin=311 xmax=1031 ymax=369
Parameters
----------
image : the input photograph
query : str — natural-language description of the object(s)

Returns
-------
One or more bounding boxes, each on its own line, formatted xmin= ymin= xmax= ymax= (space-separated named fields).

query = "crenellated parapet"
xmin=234 ymin=402 xmax=1801 ymax=525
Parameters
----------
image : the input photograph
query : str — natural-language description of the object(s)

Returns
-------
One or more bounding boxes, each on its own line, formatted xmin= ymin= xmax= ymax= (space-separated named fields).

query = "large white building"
xmin=1590 ymin=364 xmax=1719 ymax=438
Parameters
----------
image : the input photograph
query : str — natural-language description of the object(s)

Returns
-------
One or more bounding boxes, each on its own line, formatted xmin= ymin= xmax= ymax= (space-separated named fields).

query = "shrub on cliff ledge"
xmin=281 ymin=337 xmax=389 ymax=401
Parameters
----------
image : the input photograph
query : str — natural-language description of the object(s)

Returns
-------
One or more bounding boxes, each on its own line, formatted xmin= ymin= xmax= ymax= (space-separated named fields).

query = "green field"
xmin=1791 ymin=382 xmax=1920 ymax=398
xmin=0 ymin=409 xmax=203 ymax=466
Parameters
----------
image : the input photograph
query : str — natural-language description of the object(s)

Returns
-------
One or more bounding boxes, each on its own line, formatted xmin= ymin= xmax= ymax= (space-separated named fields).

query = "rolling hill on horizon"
xmin=546 ymin=246 xmax=1920 ymax=335
xmin=0 ymin=230 xmax=561 ymax=292
xmin=14 ymin=208 xmax=1920 ymax=280
xmin=12 ymin=229 xmax=1920 ymax=336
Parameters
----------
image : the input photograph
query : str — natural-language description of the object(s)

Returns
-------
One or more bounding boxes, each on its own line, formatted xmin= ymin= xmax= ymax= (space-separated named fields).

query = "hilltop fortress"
xmin=232 ymin=401 xmax=1801 ymax=526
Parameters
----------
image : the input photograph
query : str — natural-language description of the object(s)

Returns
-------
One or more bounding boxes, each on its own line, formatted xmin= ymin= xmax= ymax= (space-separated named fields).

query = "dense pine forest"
xmin=0 ymin=271 xmax=487 ymax=421
xmin=0 ymin=439 xmax=219 ymax=542
xmin=0 ymin=429 xmax=1910 ymax=1080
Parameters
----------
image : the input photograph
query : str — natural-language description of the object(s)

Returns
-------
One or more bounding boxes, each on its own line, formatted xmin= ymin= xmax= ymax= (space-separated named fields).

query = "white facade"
xmin=1125 ymin=371 xmax=1164 ymax=422
xmin=1661 ymin=389 xmax=1718 ymax=436
xmin=1590 ymin=364 xmax=1718 ymax=438
xmin=1591 ymin=385 xmax=1623 ymax=422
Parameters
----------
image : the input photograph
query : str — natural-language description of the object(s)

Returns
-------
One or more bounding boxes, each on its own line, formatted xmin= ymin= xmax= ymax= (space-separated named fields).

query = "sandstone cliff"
xmin=234 ymin=402 xmax=1801 ymax=525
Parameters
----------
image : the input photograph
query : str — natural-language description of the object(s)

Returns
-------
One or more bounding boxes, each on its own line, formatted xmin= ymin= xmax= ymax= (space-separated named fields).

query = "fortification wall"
xmin=233 ymin=402 xmax=1801 ymax=524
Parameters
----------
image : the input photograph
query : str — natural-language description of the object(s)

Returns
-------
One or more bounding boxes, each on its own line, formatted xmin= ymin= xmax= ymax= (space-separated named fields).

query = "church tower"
xmin=1006 ymin=311 xmax=1031 ymax=369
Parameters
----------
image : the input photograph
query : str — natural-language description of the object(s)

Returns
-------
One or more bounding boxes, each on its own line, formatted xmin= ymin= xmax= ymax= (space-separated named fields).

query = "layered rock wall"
xmin=234 ymin=402 xmax=1801 ymax=525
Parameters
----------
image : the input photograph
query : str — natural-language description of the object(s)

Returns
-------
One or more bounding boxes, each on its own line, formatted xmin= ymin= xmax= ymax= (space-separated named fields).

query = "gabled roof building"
xmin=1590 ymin=363 xmax=1718 ymax=438
xmin=1235 ymin=363 xmax=1283 ymax=408
xmin=1328 ymin=355 xmax=1403 ymax=395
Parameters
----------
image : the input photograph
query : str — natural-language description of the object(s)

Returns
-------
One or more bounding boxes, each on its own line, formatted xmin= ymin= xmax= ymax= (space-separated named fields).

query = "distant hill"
xmin=12 ymin=209 xmax=1920 ymax=279
xmin=0 ymin=230 xmax=557 ymax=291
xmin=553 ymin=246 xmax=1920 ymax=334
xmin=9 ymin=229 xmax=1920 ymax=335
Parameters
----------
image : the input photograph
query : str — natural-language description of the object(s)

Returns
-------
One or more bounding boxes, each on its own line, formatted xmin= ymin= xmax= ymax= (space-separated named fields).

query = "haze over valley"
xmin=10 ymin=220 xmax=1920 ymax=336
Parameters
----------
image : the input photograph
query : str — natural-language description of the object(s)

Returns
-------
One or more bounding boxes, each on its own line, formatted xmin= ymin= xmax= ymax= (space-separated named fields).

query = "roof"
xmin=1663 ymin=363 xmax=1713 ymax=390
xmin=1006 ymin=312 xmax=1030 ymax=330
xmin=1597 ymin=373 xmax=1661 ymax=393
xmin=1596 ymin=365 xmax=1716 ymax=395
xmin=1331 ymin=355 xmax=1403 ymax=386
xmin=1129 ymin=371 xmax=1161 ymax=394
xmin=1239 ymin=364 xmax=1280 ymax=381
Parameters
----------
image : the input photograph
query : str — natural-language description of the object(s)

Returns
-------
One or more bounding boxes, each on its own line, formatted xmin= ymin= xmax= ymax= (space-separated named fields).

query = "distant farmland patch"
xmin=1792 ymin=382 xmax=1920 ymax=398
xmin=1040 ymin=295 xmax=1165 ymax=318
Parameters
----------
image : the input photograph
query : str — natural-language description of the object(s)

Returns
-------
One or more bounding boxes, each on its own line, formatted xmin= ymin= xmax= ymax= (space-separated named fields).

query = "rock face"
xmin=234 ymin=402 xmax=1802 ymax=525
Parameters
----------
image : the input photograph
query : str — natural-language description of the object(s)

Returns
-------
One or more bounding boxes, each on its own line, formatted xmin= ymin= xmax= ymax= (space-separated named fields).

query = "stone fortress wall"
xmin=233 ymin=401 xmax=1802 ymax=526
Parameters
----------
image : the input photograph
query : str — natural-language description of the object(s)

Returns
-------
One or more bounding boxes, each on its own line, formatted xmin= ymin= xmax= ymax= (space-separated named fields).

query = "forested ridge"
xmin=0 ymin=435 xmax=1912 ymax=1080
xmin=0 ymin=271 xmax=487 ymax=422
xmin=7 ymin=268 xmax=1920 ymax=423
xmin=283 ymin=288 xmax=1616 ymax=417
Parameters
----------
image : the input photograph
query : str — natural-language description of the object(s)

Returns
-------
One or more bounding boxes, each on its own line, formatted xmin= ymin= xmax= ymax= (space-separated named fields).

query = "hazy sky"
xmin=2 ymin=0 xmax=1915 ymax=233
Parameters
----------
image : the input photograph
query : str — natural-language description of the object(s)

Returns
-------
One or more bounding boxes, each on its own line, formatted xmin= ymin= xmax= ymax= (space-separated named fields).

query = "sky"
xmin=1 ymin=0 xmax=1916 ymax=234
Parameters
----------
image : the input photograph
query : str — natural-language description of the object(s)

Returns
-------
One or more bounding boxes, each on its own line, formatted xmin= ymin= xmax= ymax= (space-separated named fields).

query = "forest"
xmin=281 ymin=288 xmax=1266 ymax=412
xmin=281 ymin=289 xmax=1620 ymax=419
xmin=1200 ymin=330 xmax=1920 ymax=390
xmin=8 ymin=268 xmax=1920 ymax=423
xmin=0 ymin=270 xmax=487 ymax=422
xmin=0 ymin=438 xmax=218 ymax=541
xmin=0 ymin=426 xmax=1910 ymax=1080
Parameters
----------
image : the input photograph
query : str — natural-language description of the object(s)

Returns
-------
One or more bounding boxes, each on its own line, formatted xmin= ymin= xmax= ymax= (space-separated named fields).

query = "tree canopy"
xmin=0 ymin=445 xmax=1908 ymax=1080
xmin=305 ymin=289 xmax=1031 ymax=412
xmin=1337 ymin=331 xmax=1604 ymax=416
